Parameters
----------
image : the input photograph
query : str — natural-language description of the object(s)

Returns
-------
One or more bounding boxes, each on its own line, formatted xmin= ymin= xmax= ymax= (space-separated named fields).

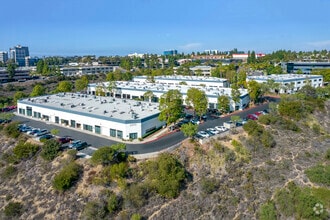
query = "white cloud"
xmin=307 ymin=40 xmax=330 ymax=48
xmin=178 ymin=43 xmax=203 ymax=51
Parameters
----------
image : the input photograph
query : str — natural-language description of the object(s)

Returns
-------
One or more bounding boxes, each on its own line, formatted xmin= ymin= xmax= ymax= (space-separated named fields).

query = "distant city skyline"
xmin=1 ymin=0 xmax=330 ymax=57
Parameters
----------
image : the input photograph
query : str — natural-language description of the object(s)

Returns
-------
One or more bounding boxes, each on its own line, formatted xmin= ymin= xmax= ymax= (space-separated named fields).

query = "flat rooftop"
xmin=134 ymin=75 xmax=228 ymax=83
xmin=90 ymin=81 xmax=248 ymax=98
xmin=19 ymin=93 xmax=160 ymax=121
xmin=247 ymin=74 xmax=323 ymax=82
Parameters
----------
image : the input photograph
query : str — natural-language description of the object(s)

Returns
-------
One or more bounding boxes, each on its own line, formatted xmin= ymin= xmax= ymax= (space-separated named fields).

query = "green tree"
xmin=181 ymin=123 xmax=198 ymax=139
xmin=217 ymin=95 xmax=230 ymax=114
xmin=13 ymin=91 xmax=27 ymax=103
xmin=36 ymin=60 xmax=44 ymax=74
xmin=40 ymin=139 xmax=61 ymax=161
xmin=7 ymin=62 xmax=17 ymax=80
xmin=30 ymin=84 xmax=45 ymax=97
xmin=107 ymin=81 xmax=117 ymax=97
xmin=57 ymin=81 xmax=72 ymax=92
xmin=75 ymin=75 xmax=89 ymax=92
xmin=120 ymin=57 xmax=132 ymax=70
xmin=185 ymin=88 xmax=208 ymax=119
xmin=231 ymin=84 xmax=241 ymax=109
xmin=247 ymin=80 xmax=262 ymax=104
xmin=158 ymin=89 xmax=183 ymax=126
xmin=143 ymin=90 xmax=154 ymax=102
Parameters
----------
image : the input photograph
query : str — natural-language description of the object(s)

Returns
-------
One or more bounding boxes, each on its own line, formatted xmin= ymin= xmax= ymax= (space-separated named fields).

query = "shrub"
xmin=305 ymin=164 xmax=330 ymax=186
xmin=2 ymin=165 xmax=17 ymax=179
xmin=52 ymin=162 xmax=82 ymax=191
xmin=107 ymin=192 xmax=119 ymax=214
xmin=123 ymin=184 xmax=148 ymax=208
xmin=279 ymin=118 xmax=300 ymax=131
xmin=1 ymin=152 xmax=19 ymax=164
xmin=13 ymin=141 xmax=39 ymax=160
xmin=258 ymin=114 xmax=278 ymax=125
xmin=82 ymin=201 xmax=107 ymax=220
xmin=142 ymin=153 xmax=186 ymax=198
xmin=131 ymin=213 xmax=142 ymax=220
xmin=40 ymin=139 xmax=61 ymax=161
xmin=261 ymin=131 xmax=276 ymax=148
xmin=243 ymin=120 xmax=264 ymax=136
xmin=91 ymin=144 xmax=126 ymax=166
xmin=258 ymin=201 xmax=277 ymax=220
xmin=4 ymin=122 xmax=20 ymax=138
xmin=200 ymin=177 xmax=219 ymax=194
xmin=278 ymin=100 xmax=305 ymax=120
xmin=274 ymin=182 xmax=327 ymax=219
xmin=325 ymin=149 xmax=330 ymax=160
xmin=4 ymin=202 xmax=23 ymax=217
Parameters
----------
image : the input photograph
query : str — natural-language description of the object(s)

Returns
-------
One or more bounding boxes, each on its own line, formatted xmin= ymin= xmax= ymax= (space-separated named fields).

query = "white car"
xmin=215 ymin=126 xmax=227 ymax=132
xmin=206 ymin=128 xmax=220 ymax=135
xmin=197 ymin=131 xmax=210 ymax=138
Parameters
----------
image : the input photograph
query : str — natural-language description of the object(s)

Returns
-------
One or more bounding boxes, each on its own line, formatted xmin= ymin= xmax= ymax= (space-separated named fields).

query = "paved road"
xmin=13 ymin=102 xmax=273 ymax=155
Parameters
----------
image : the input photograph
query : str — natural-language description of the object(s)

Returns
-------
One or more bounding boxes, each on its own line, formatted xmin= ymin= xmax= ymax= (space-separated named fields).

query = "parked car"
xmin=57 ymin=136 xmax=73 ymax=144
xmin=197 ymin=131 xmax=210 ymax=138
xmin=247 ymin=114 xmax=258 ymax=120
xmin=36 ymin=134 xmax=54 ymax=142
xmin=34 ymin=129 xmax=49 ymax=137
xmin=71 ymin=141 xmax=88 ymax=151
xmin=168 ymin=124 xmax=180 ymax=132
xmin=190 ymin=119 xmax=200 ymax=125
xmin=194 ymin=133 xmax=204 ymax=140
xmin=206 ymin=128 xmax=219 ymax=135
xmin=20 ymin=126 xmax=33 ymax=133
xmin=215 ymin=126 xmax=227 ymax=132
xmin=27 ymin=128 xmax=40 ymax=135
xmin=68 ymin=140 xmax=88 ymax=150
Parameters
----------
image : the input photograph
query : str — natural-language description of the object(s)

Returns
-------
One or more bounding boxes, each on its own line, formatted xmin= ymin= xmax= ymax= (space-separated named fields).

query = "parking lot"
xmin=12 ymin=102 xmax=271 ymax=157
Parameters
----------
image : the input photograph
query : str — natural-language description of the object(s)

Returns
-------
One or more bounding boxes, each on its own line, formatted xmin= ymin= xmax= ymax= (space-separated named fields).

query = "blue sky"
xmin=1 ymin=0 xmax=330 ymax=56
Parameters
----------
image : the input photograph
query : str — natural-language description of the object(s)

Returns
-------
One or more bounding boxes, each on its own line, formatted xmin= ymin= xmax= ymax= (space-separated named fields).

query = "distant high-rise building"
xmin=10 ymin=45 xmax=29 ymax=66
xmin=0 ymin=51 xmax=8 ymax=64
xmin=163 ymin=50 xmax=178 ymax=56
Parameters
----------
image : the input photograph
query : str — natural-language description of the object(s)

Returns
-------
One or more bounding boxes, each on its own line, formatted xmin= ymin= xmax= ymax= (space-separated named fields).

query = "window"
xmin=55 ymin=116 xmax=59 ymax=124
xmin=70 ymin=120 xmax=76 ymax=128
xmin=95 ymin=125 xmax=101 ymax=134
xmin=110 ymin=129 xmax=116 ymax=137
xmin=19 ymin=108 xmax=25 ymax=115
xmin=26 ymin=106 xmax=32 ymax=116
xmin=83 ymin=124 xmax=93 ymax=132
xmin=117 ymin=130 xmax=123 ymax=139
xmin=129 ymin=133 xmax=138 ymax=140
xmin=33 ymin=112 xmax=38 ymax=118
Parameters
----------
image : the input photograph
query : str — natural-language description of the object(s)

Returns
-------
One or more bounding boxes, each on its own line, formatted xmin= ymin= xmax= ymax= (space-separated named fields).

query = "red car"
xmin=247 ymin=114 xmax=258 ymax=120
xmin=57 ymin=136 xmax=73 ymax=144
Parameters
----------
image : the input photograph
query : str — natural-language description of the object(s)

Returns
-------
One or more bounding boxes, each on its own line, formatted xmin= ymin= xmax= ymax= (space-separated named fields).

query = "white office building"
xmin=87 ymin=81 xmax=250 ymax=111
xmin=133 ymin=75 xmax=229 ymax=88
xmin=247 ymin=74 xmax=323 ymax=94
xmin=17 ymin=93 xmax=165 ymax=140
xmin=60 ymin=65 xmax=115 ymax=76
xmin=189 ymin=65 xmax=213 ymax=76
